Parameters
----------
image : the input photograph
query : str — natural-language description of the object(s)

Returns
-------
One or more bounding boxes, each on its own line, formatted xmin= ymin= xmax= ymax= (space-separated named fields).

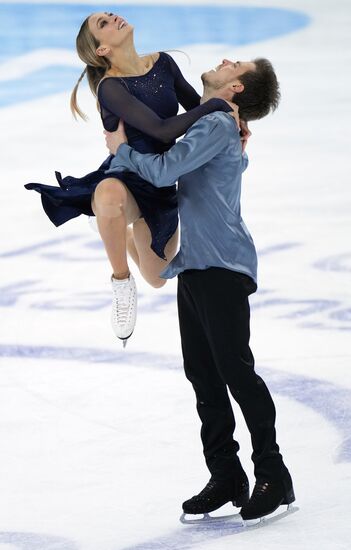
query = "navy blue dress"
xmin=25 ymin=53 xmax=231 ymax=259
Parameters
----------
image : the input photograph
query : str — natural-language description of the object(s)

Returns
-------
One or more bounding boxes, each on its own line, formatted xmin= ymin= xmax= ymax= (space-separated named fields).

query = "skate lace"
xmin=112 ymin=282 xmax=133 ymax=325
xmin=198 ymin=480 xmax=217 ymax=497
xmin=250 ymin=482 xmax=270 ymax=502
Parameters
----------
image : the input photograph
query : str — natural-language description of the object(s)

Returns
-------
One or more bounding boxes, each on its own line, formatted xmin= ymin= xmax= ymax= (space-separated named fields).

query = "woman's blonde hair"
xmin=70 ymin=17 xmax=191 ymax=121
xmin=70 ymin=16 xmax=110 ymax=120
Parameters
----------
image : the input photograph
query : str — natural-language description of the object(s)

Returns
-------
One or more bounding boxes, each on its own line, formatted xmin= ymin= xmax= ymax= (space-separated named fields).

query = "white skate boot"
xmin=110 ymin=273 xmax=137 ymax=346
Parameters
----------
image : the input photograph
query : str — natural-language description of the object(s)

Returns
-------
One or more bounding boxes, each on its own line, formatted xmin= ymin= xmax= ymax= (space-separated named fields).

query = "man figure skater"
xmin=105 ymin=57 xmax=295 ymax=520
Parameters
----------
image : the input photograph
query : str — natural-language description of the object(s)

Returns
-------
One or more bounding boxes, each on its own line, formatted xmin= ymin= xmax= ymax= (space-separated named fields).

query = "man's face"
xmin=202 ymin=59 xmax=256 ymax=91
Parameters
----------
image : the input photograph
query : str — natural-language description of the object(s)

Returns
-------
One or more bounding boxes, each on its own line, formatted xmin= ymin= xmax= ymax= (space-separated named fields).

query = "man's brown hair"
xmin=233 ymin=58 xmax=280 ymax=121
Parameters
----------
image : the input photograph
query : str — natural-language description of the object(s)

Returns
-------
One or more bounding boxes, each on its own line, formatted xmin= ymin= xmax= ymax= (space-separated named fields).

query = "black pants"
xmin=177 ymin=267 xmax=286 ymax=482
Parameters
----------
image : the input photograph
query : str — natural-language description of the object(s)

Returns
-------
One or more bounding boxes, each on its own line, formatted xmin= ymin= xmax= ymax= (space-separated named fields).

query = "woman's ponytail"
xmin=70 ymin=16 xmax=110 ymax=121
xmin=70 ymin=67 xmax=88 ymax=120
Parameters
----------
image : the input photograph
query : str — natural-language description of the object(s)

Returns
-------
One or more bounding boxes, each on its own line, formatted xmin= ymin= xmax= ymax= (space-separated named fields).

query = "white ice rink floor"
xmin=0 ymin=1 xmax=350 ymax=549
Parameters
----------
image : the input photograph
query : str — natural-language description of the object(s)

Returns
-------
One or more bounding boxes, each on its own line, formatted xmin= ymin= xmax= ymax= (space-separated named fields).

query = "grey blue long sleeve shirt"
xmin=106 ymin=111 xmax=258 ymax=282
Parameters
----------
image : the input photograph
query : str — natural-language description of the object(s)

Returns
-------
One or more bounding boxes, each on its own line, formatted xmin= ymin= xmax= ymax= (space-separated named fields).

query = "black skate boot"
xmin=240 ymin=471 xmax=295 ymax=520
xmin=182 ymin=474 xmax=249 ymax=515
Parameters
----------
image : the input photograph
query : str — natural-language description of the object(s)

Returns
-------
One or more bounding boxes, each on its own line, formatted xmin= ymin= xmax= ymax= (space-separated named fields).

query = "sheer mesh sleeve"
xmin=97 ymin=71 xmax=232 ymax=143
xmin=163 ymin=52 xmax=201 ymax=111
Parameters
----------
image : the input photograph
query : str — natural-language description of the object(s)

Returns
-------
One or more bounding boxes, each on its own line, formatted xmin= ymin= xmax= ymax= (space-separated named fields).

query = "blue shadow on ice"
xmin=0 ymin=344 xmax=348 ymax=549
xmin=0 ymin=532 xmax=78 ymax=549
xmin=0 ymin=343 xmax=350 ymax=464
xmin=0 ymin=3 xmax=310 ymax=106
xmin=119 ymin=520 xmax=261 ymax=550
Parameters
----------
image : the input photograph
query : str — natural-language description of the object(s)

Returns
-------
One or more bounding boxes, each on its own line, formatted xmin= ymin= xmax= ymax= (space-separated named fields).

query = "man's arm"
xmin=106 ymin=114 xmax=237 ymax=187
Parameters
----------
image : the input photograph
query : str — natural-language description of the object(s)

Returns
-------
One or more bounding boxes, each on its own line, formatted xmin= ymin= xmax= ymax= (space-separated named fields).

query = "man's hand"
xmin=239 ymin=119 xmax=251 ymax=154
xmin=104 ymin=119 xmax=127 ymax=155
xmin=223 ymin=100 xmax=240 ymax=129
xmin=223 ymin=101 xmax=251 ymax=152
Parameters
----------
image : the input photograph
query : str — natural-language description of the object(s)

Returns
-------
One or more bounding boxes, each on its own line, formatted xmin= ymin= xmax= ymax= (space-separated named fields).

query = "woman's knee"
xmin=149 ymin=277 xmax=167 ymax=289
xmin=141 ymin=272 xmax=167 ymax=288
xmin=93 ymin=178 xmax=127 ymax=217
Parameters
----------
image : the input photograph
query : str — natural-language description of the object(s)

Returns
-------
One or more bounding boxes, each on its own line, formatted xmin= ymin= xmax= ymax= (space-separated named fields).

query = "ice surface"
xmin=0 ymin=1 xmax=350 ymax=549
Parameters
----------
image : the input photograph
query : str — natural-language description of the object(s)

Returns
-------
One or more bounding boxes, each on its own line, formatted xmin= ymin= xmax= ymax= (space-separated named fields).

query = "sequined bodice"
xmin=97 ymin=52 xmax=231 ymax=156
xmin=110 ymin=55 xmax=179 ymax=154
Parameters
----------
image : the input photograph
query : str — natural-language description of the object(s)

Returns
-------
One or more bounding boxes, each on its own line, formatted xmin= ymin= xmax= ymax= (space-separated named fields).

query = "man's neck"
xmin=200 ymin=87 xmax=226 ymax=104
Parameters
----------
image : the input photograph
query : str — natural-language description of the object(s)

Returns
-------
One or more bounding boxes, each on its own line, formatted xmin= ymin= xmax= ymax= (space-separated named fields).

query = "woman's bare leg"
xmin=92 ymin=178 xmax=140 ymax=278
xmin=132 ymin=218 xmax=179 ymax=288
xmin=92 ymin=179 xmax=178 ymax=287
xmin=126 ymin=226 xmax=140 ymax=268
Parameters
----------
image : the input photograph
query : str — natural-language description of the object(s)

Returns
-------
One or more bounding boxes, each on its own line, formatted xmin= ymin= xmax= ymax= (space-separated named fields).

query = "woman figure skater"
xmin=25 ymin=11 xmax=239 ymax=345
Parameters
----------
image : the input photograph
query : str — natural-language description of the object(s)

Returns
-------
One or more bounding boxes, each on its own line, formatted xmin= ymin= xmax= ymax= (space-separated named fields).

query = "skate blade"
xmin=180 ymin=504 xmax=299 ymax=528
xmin=180 ymin=512 xmax=244 ymax=526
xmin=240 ymin=504 xmax=299 ymax=529
xmin=117 ymin=331 xmax=134 ymax=349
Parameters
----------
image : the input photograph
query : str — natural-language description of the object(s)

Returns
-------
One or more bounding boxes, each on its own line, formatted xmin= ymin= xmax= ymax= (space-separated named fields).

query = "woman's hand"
xmin=239 ymin=119 xmax=251 ymax=153
xmin=104 ymin=119 xmax=128 ymax=155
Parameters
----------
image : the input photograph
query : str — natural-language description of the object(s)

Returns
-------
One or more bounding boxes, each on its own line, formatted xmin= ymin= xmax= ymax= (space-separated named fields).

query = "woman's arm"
xmin=163 ymin=52 xmax=201 ymax=111
xmin=98 ymin=77 xmax=232 ymax=143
